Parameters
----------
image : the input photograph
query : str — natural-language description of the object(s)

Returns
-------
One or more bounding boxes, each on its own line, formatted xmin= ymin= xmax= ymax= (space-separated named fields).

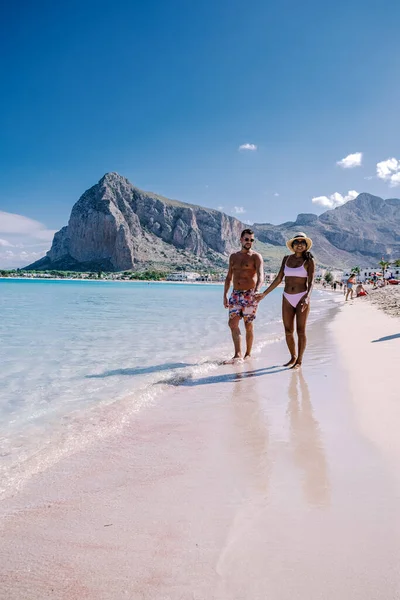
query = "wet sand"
xmin=1 ymin=303 xmax=400 ymax=599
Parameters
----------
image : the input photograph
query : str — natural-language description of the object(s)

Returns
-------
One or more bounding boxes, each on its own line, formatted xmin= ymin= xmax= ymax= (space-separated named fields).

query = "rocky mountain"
xmin=26 ymin=173 xmax=400 ymax=272
xmin=27 ymin=173 xmax=244 ymax=272
xmin=252 ymin=193 xmax=400 ymax=269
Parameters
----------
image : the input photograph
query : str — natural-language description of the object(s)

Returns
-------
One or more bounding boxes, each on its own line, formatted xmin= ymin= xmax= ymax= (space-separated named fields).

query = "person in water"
xmin=256 ymin=232 xmax=315 ymax=369
xmin=223 ymin=229 xmax=264 ymax=362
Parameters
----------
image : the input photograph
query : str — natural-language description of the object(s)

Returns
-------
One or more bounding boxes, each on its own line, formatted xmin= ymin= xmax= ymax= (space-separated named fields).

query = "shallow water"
xmin=0 ymin=279 xmax=334 ymax=497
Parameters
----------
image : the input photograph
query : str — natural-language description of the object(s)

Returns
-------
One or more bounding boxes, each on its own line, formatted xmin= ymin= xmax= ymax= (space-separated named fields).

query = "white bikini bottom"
xmin=283 ymin=291 xmax=307 ymax=308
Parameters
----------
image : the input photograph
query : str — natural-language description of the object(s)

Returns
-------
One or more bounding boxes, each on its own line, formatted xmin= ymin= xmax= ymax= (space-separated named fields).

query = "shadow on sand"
xmin=86 ymin=362 xmax=194 ymax=378
xmin=162 ymin=365 xmax=289 ymax=387
xmin=371 ymin=333 xmax=400 ymax=343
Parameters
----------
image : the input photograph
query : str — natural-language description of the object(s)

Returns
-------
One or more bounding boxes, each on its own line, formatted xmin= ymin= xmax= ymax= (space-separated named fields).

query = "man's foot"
xmin=283 ymin=356 xmax=297 ymax=367
xmin=291 ymin=361 xmax=302 ymax=370
xmin=223 ymin=356 xmax=243 ymax=364
xmin=244 ymin=354 xmax=252 ymax=360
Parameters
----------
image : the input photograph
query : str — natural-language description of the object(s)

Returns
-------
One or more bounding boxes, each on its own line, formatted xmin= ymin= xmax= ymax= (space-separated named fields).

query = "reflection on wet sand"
xmin=229 ymin=372 xmax=270 ymax=497
xmin=287 ymin=370 xmax=330 ymax=506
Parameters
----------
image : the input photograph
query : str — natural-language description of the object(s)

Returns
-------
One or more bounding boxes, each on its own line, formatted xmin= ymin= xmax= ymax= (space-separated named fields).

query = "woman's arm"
xmin=300 ymin=258 xmax=315 ymax=312
xmin=255 ymin=256 xmax=286 ymax=301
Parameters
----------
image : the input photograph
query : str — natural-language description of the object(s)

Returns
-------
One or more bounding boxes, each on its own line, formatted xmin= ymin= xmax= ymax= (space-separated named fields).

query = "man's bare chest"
xmin=233 ymin=256 xmax=256 ymax=271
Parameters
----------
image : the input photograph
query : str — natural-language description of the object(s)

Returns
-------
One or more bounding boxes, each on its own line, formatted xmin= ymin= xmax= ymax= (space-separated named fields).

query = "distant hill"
xmin=26 ymin=173 xmax=400 ymax=272
xmin=252 ymin=193 xmax=400 ymax=269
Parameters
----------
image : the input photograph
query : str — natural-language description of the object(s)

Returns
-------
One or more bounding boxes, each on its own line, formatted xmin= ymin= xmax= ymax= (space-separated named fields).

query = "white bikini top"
xmin=284 ymin=258 xmax=308 ymax=278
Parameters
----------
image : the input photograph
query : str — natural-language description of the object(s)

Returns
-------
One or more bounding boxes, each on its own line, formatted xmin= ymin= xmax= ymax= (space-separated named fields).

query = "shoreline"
xmin=1 ymin=302 xmax=399 ymax=598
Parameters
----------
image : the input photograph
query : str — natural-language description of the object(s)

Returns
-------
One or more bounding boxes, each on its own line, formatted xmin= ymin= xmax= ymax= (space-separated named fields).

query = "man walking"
xmin=223 ymin=229 xmax=264 ymax=362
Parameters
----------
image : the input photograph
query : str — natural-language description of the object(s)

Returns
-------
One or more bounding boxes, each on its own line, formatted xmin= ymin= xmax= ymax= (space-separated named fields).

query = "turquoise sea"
xmin=0 ymin=279 xmax=335 ymax=498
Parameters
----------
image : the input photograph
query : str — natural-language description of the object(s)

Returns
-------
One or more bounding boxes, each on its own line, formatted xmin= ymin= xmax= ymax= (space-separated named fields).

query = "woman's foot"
xmin=291 ymin=360 xmax=302 ymax=370
xmin=283 ymin=356 xmax=297 ymax=367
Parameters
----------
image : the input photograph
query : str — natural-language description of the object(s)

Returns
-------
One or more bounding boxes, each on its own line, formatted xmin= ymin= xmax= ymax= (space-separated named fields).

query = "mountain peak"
xmin=99 ymin=172 xmax=130 ymax=186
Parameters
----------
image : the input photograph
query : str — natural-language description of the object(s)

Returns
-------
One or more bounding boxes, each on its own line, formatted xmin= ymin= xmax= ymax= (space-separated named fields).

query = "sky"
xmin=1 ymin=0 xmax=400 ymax=267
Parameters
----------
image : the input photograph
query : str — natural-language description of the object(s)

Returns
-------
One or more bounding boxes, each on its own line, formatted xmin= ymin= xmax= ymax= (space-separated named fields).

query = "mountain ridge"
xmin=26 ymin=173 xmax=400 ymax=272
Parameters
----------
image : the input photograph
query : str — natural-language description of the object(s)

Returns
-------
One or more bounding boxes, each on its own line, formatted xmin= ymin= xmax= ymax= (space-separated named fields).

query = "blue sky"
xmin=1 ymin=0 xmax=400 ymax=267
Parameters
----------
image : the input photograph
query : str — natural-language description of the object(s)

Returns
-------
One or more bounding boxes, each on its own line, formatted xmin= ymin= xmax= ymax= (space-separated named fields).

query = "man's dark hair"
xmin=240 ymin=228 xmax=254 ymax=238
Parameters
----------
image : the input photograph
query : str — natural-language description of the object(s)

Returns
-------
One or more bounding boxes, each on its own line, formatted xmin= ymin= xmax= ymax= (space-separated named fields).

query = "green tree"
xmin=324 ymin=271 xmax=333 ymax=284
xmin=378 ymin=260 xmax=390 ymax=278
xmin=351 ymin=266 xmax=360 ymax=276
xmin=393 ymin=259 xmax=400 ymax=268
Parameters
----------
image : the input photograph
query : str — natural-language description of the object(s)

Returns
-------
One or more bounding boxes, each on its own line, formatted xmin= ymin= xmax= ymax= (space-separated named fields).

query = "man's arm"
xmin=255 ymin=253 xmax=264 ymax=293
xmin=223 ymin=255 xmax=234 ymax=308
xmin=256 ymin=256 xmax=286 ymax=300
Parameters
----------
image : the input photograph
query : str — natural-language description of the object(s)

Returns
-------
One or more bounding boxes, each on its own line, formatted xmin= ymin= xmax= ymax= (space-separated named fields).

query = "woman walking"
xmin=256 ymin=232 xmax=315 ymax=369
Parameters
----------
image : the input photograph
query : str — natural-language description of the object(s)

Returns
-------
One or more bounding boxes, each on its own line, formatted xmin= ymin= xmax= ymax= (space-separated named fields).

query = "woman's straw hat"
xmin=286 ymin=232 xmax=313 ymax=252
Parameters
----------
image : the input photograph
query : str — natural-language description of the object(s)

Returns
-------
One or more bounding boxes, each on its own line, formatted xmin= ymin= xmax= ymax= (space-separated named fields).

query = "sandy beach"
xmin=1 ymin=299 xmax=400 ymax=599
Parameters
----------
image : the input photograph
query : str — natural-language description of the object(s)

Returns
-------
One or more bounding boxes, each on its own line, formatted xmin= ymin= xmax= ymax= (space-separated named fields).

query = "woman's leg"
xmin=282 ymin=296 xmax=297 ymax=366
xmin=293 ymin=301 xmax=311 ymax=368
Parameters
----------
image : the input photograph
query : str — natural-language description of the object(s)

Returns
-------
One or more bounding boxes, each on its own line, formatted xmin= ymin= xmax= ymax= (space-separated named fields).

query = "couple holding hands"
xmin=223 ymin=229 xmax=315 ymax=369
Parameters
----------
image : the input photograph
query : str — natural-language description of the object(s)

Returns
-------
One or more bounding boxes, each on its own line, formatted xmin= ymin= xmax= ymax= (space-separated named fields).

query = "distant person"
xmin=356 ymin=283 xmax=368 ymax=297
xmin=339 ymin=282 xmax=343 ymax=290
xmin=223 ymin=229 xmax=264 ymax=362
xmin=333 ymin=282 xmax=337 ymax=290
xmin=345 ymin=274 xmax=356 ymax=301
xmin=256 ymin=232 xmax=315 ymax=369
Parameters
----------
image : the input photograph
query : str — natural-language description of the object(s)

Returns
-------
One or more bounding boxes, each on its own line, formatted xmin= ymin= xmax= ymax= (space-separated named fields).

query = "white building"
xmin=315 ymin=268 xmax=344 ymax=282
xmin=167 ymin=271 xmax=201 ymax=281
xmin=342 ymin=266 xmax=400 ymax=282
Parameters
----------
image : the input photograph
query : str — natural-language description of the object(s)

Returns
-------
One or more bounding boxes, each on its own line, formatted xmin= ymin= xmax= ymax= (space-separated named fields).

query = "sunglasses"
xmin=244 ymin=237 xmax=255 ymax=242
xmin=293 ymin=239 xmax=306 ymax=245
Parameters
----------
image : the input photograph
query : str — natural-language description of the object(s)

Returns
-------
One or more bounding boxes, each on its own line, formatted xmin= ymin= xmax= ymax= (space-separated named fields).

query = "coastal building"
xmin=315 ymin=268 xmax=344 ymax=282
xmin=167 ymin=271 xmax=201 ymax=281
xmin=342 ymin=267 xmax=400 ymax=282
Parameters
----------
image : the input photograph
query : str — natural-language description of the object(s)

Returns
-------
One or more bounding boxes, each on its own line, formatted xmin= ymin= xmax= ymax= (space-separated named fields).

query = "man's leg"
xmin=228 ymin=315 xmax=242 ymax=359
xmin=244 ymin=320 xmax=254 ymax=358
xmin=282 ymin=296 xmax=297 ymax=366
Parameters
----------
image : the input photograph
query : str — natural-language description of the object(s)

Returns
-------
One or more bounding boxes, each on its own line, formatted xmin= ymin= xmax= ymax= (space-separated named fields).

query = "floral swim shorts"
xmin=229 ymin=289 xmax=258 ymax=323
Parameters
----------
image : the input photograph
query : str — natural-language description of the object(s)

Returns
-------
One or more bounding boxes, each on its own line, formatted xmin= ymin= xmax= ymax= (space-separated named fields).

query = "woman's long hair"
xmin=302 ymin=250 xmax=314 ymax=262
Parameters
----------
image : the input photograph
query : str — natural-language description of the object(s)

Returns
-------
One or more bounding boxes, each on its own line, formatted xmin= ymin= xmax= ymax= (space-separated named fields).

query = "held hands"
xmin=254 ymin=291 xmax=267 ymax=302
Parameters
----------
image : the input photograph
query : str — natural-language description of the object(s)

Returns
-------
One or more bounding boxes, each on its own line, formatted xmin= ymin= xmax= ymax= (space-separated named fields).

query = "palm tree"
xmin=378 ymin=260 xmax=390 ymax=279
xmin=394 ymin=259 xmax=400 ymax=268
xmin=351 ymin=266 xmax=360 ymax=276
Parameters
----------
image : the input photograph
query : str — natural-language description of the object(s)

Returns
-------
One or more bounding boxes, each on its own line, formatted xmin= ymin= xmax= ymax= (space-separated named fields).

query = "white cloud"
xmin=234 ymin=206 xmax=246 ymax=214
xmin=337 ymin=152 xmax=363 ymax=169
xmin=217 ymin=205 xmax=224 ymax=211
xmin=0 ymin=211 xmax=56 ymax=239
xmin=312 ymin=190 xmax=359 ymax=209
xmin=244 ymin=219 xmax=253 ymax=225
xmin=274 ymin=192 xmax=280 ymax=197
xmin=376 ymin=157 xmax=400 ymax=186
xmin=0 ymin=211 xmax=57 ymax=268
xmin=238 ymin=143 xmax=257 ymax=151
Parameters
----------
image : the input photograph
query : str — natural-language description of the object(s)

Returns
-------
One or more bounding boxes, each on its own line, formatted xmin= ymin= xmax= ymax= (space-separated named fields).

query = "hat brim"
xmin=286 ymin=237 xmax=313 ymax=252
